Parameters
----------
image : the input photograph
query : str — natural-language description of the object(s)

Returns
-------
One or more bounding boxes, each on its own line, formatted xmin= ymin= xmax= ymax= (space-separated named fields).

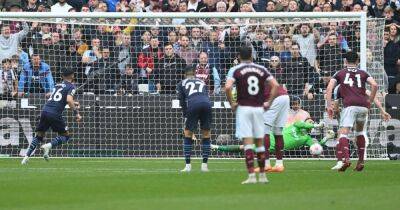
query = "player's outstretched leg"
xmin=264 ymin=134 xmax=272 ymax=172
xmin=354 ymin=133 xmax=366 ymax=171
xmin=331 ymin=142 xmax=344 ymax=170
xmin=181 ymin=136 xmax=193 ymax=172
xmin=338 ymin=135 xmax=351 ymax=172
xmin=41 ymin=135 xmax=70 ymax=161
xmin=21 ymin=135 xmax=43 ymax=165
xmin=201 ymin=137 xmax=211 ymax=172
xmin=271 ymin=134 xmax=285 ymax=172
xmin=242 ymin=144 xmax=257 ymax=184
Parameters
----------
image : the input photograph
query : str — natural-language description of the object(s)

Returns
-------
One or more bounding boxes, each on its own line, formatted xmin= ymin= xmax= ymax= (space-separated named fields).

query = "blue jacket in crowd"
xmin=18 ymin=62 xmax=54 ymax=94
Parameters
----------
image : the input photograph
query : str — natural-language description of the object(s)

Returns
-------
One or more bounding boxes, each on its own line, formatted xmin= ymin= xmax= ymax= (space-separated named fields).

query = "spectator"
xmin=18 ymin=54 xmax=54 ymax=97
xmin=315 ymin=34 xmax=345 ymax=79
xmin=318 ymin=22 xmax=349 ymax=51
xmin=10 ymin=54 xmax=23 ymax=77
xmin=202 ymin=30 xmax=226 ymax=79
xmin=278 ymin=36 xmax=293 ymax=62
xmin=190 ymin=27 xmax=203 ymax=53
xmin=216 ymin=1 xmax=226 ymax=12
xmin=393 ymin=79 xmax=400 ymax=94
xmin=118 ymin=64 xmax=138 ymax=95
xmin=163 ymin=0 xmax=179 ymax=12
xmin=266 ymin=1 xmax=276 ymax=12
xmin=51 ymin=0 xmax=73 ymax=12
xmin=176 ymin=35 xmax=198 ymax=65
xmin=117 ymin=34 xmax=133 ymax=75
xmin=187 ymin=0 xmax=205 ymax=11
xmin=268 ymin=55 xmax=287 ymax=90
xmin=92 ymin=47 xmax=120 ymax=93
xmin=367 ymin=0 xmax=387 ymax=18
xmin=282 ymin=43 xmax=312 ymax=97
xmin=384 ymin=24 xmax=400 ymax=89
xmin=71 ymin=28 xmax=89 ymax=56
xmin=157 ymin=42 xmax=186 ymax=94
xmin=299 ymin=0 xmax=317 ymax=11
xmin=194 ymin=52 xmax=220 ymax=94
xmin=137 ymin=36 xmax=163 ymax=92
xmin=255 ymin=36 xmax=280 ymax=66
xmin=0 ymin=22 xmax=29 ymax=62
xmin=226 ymin=0 xmax=239 ymax=12
xmin=289 ymin=23 xmax=319 ymax=68
xmin=288 ymin=0 xmax=299 ymax=12
xmin=384 ymin=6 xmax=400 ymax=25
xmin=23 ymin=0 xmax=38 ymax=11
xmin=82 ymin=37 xmax=102 ymax=76
xmin=199 ymin=0 xmax=216 ymax=12
xmin=0 ymin=58 xmax=18 ymax=99
xmin=167 ymin=30 xmax=180 ymax=52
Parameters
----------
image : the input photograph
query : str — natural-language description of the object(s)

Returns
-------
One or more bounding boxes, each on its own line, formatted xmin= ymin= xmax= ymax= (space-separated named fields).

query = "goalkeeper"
xmin=211 ymin=119 xmax=335 ymax=171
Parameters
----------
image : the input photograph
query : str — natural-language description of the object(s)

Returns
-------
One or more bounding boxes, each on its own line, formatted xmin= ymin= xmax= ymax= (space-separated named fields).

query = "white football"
xmin=310 ymin=143 xmax=323 ymax=156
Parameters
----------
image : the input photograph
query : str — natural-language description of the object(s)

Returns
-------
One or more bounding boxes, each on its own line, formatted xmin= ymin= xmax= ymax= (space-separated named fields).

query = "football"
xmin=309 ymin=143 xmax=323 ymax=156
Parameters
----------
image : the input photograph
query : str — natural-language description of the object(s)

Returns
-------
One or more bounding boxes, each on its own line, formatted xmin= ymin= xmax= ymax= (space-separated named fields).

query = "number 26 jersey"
xmin=43 ymin=81 xmax=76 ymax=116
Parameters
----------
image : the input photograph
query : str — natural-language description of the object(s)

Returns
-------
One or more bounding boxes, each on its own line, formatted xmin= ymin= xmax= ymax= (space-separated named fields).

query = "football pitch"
xmin=0 ymin=159 xmax=399 ymax=210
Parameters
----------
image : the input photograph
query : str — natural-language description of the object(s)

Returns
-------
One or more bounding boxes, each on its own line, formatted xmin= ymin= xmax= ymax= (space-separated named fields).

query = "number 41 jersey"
xmin=43 ymin=81 xmax=76 ymax=116
xmin=227 ymin=62 xmax=273 ymax=107
xmin=333 ymin=67 xmax=371 ymax=108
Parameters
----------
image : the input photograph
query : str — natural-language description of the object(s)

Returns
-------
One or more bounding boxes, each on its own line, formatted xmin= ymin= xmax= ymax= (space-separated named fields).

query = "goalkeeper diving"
xmin=211 ymin=118 xmax=335 ymax=171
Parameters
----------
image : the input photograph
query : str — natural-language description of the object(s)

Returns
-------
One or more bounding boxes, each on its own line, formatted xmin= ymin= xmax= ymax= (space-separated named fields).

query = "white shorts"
xmin=235 ymin=106 xmax=264 ymax=139
xmin=340 ymin=106 xmax=369 ymax=128
xmin=264 ymin=95 xmax=290 ymax=132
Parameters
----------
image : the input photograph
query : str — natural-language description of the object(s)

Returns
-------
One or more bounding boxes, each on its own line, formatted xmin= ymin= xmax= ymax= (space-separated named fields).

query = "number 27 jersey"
xmin=333 ymin=67 xmax=371 ymax=108
xmin=227 ymin=62 xmax=273 ymax=107
xmin=42 ymin=81 xmax=76 ymax=116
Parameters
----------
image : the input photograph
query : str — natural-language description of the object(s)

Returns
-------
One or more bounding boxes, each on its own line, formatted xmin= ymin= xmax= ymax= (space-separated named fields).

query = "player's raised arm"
xmin=366 ymin=76 xmax=378 ymax=106
xmin=326 ymin=78 xmax=337 ymax=119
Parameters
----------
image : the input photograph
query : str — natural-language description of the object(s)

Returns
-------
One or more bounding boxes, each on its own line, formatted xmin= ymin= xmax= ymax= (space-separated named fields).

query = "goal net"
xmin=0 ymin=12 xmax=387 ymax=159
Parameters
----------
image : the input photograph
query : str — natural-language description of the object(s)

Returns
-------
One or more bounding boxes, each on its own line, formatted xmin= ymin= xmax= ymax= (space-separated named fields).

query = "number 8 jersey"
xmin=43 ymin=81 xmax=76 ymax=116
xmin=227 ymin=62 xmax=273 ymax=107
xmin=332 ymin=67 xmax=371 ymax=108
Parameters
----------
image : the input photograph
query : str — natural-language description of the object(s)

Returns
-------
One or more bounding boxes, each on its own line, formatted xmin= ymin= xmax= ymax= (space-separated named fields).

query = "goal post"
xmin=0 ymin=12 xmax=387 ymax=159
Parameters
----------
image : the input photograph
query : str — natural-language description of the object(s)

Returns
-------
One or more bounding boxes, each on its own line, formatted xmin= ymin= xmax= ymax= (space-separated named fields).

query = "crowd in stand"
xmin=0 ymin=0 xmax=400 ymax=100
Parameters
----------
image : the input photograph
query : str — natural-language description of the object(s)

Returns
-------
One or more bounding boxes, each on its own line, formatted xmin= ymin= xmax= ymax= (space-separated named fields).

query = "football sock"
xmin=202 ymin=138 xmax=211 ymax=164
xmin=26 ymin=136 xmax=43 ymax=157
xmin=244 ymin=145 xmax=255 ymax=174
xmin=336 ymin=142 xmax=342 ymax=161
xmin=356 ymin=135 xmax=366 ymax=162
xmin=275 ymin=135 xmax=284 ymax=160
xmin=50 ymin=136 xmax=70 ymax=147
xmin=255 ymin=146 xmax=266 ymax=173
xmin=339 ymin=136 xmax=350 ymax=162
xmin=264 ymin=134 xmax=270 ymax=164
xmin=183 ymin=137 xmax=193 ymax=164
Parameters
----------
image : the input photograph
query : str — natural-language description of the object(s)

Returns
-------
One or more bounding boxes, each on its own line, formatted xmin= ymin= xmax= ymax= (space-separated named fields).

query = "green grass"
xmin=0 ymin=159 xmax=399 ymax=210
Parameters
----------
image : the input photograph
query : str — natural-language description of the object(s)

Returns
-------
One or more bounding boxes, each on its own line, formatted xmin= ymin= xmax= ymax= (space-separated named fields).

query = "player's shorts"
xmin=264 ymin=95 xmax=290 ymax=132
xmin=236 ymin=106 xmax=264 ymax=139
xmin=185 ymin=102 xmax=212 ymax=132
xmin=339 ymin=106 xmax=368 ymax=128
xmin=36 ymin=111 xmax=68 ymax=133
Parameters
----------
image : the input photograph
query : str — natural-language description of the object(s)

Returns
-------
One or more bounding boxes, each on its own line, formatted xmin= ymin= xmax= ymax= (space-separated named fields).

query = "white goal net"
xmin=0 ymin=12 xmax=387 ymax=159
